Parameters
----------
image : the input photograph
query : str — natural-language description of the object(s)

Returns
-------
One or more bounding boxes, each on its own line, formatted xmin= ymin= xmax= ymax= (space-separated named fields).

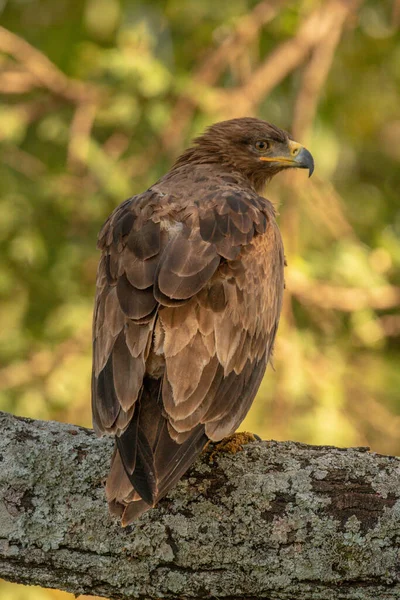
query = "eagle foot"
xmin=206 ymin=431 xmax=260 ymax=462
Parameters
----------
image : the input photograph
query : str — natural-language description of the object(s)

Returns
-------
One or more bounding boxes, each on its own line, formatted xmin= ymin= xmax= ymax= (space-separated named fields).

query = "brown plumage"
xmin=92 ymin=117 xmax=314 ymax=525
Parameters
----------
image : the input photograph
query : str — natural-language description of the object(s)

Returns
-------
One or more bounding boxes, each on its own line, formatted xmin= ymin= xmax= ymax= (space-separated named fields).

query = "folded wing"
xmin=92 ymin=184 xmax=284 ymax=524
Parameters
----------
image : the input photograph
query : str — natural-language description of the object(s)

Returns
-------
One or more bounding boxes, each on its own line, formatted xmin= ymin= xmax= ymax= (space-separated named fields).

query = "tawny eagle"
xmin=92 ymin=117 xmax=314 ymax=525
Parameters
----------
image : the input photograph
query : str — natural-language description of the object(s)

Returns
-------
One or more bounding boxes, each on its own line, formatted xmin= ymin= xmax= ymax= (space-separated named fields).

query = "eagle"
xmin=92 ymin=117 xmax=314 ymax=525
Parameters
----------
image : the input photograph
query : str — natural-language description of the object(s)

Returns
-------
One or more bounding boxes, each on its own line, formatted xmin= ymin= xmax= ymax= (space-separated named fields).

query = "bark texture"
xmin=0 ymin=411 xmax=400 ymax=600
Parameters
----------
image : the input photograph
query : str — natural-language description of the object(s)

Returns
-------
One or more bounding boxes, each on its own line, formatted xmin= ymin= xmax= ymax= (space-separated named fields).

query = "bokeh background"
xmin=1 ymin=0 xmax=399 ymax=598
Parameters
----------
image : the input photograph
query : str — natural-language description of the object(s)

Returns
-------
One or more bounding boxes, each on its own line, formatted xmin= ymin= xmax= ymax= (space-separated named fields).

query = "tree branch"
xmin=215 ymin=0 xmax=363 ymax=118
xmin=160 ymin=0 xmax=286 ymax=153
xmin=291 ymin=5 xmax=350 ymax=142
xmin=1 ymin=411 xmax=400 ymax=599
xmin=287 ymin=271 xmax=400 ymax=311
xmin=0 ymin=26 xmax=96 ymax=103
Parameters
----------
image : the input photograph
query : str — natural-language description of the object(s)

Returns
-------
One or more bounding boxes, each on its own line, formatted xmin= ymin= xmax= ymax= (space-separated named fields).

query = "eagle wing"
xmin=92 ymin=183 xmax=284 ymax=523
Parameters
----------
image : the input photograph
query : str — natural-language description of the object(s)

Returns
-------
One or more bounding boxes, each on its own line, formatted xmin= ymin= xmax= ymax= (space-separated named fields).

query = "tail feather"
xmin=127 ymin=431 xmax=157 ymax=505
xmin=114 ymin=390 xmax=157 ymax=505
xmin=120 ymin=425 xmax=206 ymax=525
xmin=106 ymin=376 xmax=207 ymax=525
xmin=114 ymin=407 xmax=139 ymax=474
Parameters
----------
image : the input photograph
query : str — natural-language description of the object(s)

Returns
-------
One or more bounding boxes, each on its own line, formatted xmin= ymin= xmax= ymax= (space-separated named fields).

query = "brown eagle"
xmin=92 ymin=117 xmax=314 ymax=525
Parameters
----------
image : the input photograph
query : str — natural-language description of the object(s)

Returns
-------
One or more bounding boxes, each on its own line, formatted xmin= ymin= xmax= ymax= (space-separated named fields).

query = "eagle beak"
xmin=292 ymin=145 xmax=314 ymax=177
xmin=259 ymin=140 xmax=314 ymax=177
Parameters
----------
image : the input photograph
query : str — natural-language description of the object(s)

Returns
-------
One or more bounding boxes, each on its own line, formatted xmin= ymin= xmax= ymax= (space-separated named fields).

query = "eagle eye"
xmin=255 ymin=140 xmax=270 ymax=152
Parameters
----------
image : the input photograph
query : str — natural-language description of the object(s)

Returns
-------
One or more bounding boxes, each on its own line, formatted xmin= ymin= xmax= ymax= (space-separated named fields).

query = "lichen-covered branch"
xmin=1 ymin=411 xmax=400 ymax=600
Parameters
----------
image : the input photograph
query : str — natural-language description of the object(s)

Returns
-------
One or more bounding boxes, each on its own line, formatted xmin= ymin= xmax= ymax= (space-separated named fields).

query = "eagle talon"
xmin=207 ymin=432 xmax=259 ymax=462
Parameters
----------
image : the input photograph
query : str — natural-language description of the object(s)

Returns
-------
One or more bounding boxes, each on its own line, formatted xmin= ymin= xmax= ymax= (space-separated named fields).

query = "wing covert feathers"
xmin=92 ymin=171 xmax=285 ymax=524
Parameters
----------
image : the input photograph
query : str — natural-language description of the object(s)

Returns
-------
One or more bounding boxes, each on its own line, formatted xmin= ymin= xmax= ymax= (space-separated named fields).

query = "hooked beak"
xmin=293 ymin=146 xmax=314 ymax=177
xmin=259 ymin=140 xmax=314 ymax=177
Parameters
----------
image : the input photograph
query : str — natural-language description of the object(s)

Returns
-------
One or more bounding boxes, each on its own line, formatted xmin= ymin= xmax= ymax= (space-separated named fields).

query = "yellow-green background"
xmin=1 ymin=0 xmax=399 ymax=598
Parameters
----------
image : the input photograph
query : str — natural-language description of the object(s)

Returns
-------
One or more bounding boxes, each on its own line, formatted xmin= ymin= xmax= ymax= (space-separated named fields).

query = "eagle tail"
xmin=106 ymin=377 xmax=207 ymax=525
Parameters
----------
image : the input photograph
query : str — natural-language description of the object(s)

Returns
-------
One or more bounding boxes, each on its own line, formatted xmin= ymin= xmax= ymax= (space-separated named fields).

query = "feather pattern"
xmin=92 ymin=118 xmax=296 ymax=525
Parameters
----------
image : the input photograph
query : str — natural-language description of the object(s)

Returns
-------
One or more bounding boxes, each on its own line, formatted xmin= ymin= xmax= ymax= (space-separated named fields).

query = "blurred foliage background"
xmin=0 ymin=0 xmax=399 ymax=598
